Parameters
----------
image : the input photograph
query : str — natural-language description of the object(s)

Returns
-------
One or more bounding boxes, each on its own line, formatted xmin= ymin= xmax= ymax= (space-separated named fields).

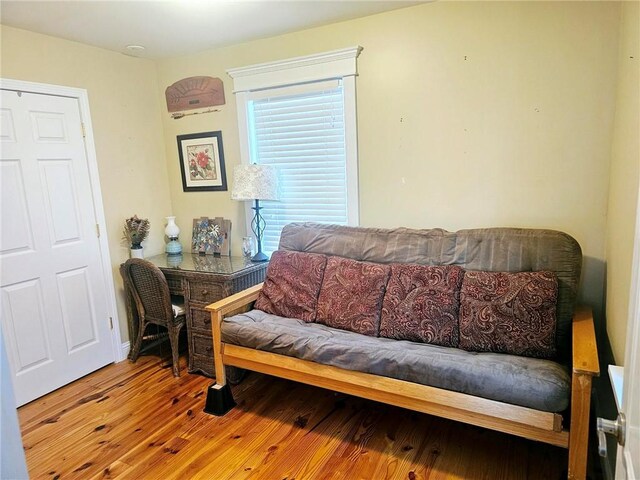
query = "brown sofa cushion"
xmin=316 ymin=256 xmax=391 ymax=336
xmin=459 ymin=271 xmax=558 ymax=358
xmin=279 ymin=223 xmax=582 ymax=361
xmin=380 ymin=264 xmax=464 ymax=347
xmin=255 ymin=250 xmax=327 ymax=322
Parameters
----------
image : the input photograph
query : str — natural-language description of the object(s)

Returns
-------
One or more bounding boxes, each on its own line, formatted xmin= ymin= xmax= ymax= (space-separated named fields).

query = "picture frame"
xmin=177 ymin=131 xmax=227 ymax=192
xmin=191 ymin=216 xmax=232 ymax=256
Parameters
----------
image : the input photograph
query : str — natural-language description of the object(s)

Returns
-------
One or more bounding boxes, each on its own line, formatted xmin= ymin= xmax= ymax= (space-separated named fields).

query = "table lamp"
xmin=164 ymin=216 xmax=182 ymax=255
xmin=231 ymin=164 xmax=279 ymax=262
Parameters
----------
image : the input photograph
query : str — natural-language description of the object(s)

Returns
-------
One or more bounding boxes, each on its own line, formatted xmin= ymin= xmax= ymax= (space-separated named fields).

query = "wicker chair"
xmin=121 ymin=258 xmax=185 ymax=377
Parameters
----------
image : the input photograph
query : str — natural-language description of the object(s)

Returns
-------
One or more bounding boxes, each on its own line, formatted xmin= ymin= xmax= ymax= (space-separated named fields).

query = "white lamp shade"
xmin=231 ymin=164 xmax=279 ymax=201
xmin=164 ymin=216 xmax=180 ymax=238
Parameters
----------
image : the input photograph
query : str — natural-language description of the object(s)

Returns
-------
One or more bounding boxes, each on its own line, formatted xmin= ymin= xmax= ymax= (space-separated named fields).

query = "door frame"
xmin=0 ymin=78 xmax=124 ymax=362
xmin=616 ymin=185 xmax=640 ymax=479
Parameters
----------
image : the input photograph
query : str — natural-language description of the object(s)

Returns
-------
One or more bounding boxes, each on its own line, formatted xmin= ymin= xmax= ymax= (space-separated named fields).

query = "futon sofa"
xmin=206 ymin=223 xmax=599 ymax=479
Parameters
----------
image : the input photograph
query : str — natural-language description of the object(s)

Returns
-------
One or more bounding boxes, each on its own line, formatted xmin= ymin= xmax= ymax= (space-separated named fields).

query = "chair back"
xmin=121 ymin=258 xmax=174 ymax=326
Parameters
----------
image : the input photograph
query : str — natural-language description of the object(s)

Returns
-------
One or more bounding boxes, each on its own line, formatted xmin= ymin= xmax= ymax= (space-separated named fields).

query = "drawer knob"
xmin=201 ymin=289 xmax=208 ymax=295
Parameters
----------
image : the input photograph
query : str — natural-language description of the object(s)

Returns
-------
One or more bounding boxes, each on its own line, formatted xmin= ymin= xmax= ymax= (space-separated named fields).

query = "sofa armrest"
xmin=572 ymin=306 xmax=599 ymax=377
xmin=205 ymin=283 xmax=263 ymax=385
xmin=206 ymin=282 xmax=264 ymax=317
xmin=568 ymin=306 xmax=600 ymax=479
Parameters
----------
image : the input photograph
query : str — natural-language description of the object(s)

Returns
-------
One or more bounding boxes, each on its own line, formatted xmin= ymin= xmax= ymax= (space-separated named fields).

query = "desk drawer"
xmin=192 ymin=333 xmax=214 ymax=357
xmin=190 ymin=307 xmax=211 ymax=331
xmin=189 ymin=282 xmax=223 ymax=303
xmin=190 ymin=354 xmax=214 ymax=377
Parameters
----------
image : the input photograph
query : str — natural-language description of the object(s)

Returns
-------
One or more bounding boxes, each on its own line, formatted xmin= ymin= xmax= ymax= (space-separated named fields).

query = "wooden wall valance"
xmin=165 ymin=76 xmax=225 ymax=113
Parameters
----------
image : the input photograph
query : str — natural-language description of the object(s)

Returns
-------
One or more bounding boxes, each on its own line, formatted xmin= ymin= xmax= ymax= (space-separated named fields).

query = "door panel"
xmin=0 ymin=108 xmax=16 ymax=141
xmin=1 ymin=279 xmax=51 ymax=371
xmin=30 ymin=110 xmax=68 ymax=143
xmin=39 ymin=160 xmax=82 ymax=244
xmin=57 ymin=267 xmax=98 ymax=351
xmin=0 ymin=160 xmax=34 ymax=254
xmin=0 ymin=89 xmax=114 ymax=406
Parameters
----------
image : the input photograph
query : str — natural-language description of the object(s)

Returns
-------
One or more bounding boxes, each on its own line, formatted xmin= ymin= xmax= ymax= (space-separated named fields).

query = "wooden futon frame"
xmin=205 ymin=283 xmax=599 ymax=480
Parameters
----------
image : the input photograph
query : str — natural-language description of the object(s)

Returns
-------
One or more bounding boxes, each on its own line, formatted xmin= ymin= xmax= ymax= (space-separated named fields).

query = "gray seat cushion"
xmin=222 ymin=309 xmax=571 ymax=413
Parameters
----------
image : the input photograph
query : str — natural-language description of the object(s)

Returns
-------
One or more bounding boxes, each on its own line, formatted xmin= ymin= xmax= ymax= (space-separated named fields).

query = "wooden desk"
xmin=124 ymin=254 xmax=267 ymax=377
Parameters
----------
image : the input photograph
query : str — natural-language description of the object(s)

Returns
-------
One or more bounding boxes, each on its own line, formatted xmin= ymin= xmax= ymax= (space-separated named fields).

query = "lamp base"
xmin=165 ymin=238 xmax=182 ymax=255
xmin=251 ymin=251 xmax=269 ymax=262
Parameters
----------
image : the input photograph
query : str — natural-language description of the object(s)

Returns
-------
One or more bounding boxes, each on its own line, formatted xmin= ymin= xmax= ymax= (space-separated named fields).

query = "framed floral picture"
xmin=177 ymin=131 xmax=227 ymax=191
xmin=191 ymin=216 xmax=231 ymax=256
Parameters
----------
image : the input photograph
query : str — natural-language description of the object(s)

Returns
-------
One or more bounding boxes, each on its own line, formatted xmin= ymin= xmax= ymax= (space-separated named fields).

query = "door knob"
xmin=596 ymin=413 xmax=626 ymax=457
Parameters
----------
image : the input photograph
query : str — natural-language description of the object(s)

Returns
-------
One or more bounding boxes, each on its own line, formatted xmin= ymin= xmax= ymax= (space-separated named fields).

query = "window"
xmin=228 ymin=47 xmax=362 ymax=254
xmin=247 ymin=81 xmax=347 ymax=252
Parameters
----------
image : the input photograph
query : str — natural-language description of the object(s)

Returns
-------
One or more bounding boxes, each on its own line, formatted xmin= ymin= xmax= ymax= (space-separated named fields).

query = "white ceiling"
xmin=0 ymin=1 xmax=423 ymax=59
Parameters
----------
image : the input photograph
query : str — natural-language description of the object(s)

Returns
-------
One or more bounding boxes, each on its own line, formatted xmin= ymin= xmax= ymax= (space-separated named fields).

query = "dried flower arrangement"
xmin=123 ymin=215 xmax=150 ymax=249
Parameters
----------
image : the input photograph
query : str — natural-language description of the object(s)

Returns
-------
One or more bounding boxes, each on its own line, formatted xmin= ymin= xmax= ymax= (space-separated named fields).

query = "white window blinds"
xmin=247 ymin=81 xmax=349 ymax=254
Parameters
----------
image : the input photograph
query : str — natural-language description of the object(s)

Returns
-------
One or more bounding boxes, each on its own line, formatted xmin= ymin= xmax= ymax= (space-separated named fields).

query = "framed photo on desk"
xmin=191 ymin=216 xmax=231 ymax=256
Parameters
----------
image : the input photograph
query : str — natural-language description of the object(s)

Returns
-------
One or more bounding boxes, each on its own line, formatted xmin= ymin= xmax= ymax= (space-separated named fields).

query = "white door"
xmin=0 ymin=89 xmax=114 ymax=406
xmin=614 ymin=190 xmax=640 ymax=479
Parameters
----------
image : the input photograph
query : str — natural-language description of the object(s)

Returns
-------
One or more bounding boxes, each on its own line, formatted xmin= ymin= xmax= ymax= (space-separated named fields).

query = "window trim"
xmin=228 ymin=47 xmax=362 ymax=236
xmin=227 ymin=46 xmax=362 ymax=92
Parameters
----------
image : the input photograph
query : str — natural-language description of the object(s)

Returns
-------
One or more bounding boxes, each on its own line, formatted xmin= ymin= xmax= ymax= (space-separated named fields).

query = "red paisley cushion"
xmin=316 ymin=256 xmax=391 ymax=337
xmin=380 ymin=264 xmax=464 ymax=347
xmin=459 ymin=271 xmax=558 ymax=358
xmin=254 ymin=250 xmax=327 ymax=322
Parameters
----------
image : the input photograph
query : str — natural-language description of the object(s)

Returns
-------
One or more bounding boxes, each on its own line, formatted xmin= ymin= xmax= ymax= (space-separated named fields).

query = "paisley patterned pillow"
xmin=380 ymin=264 xmax=464 ymax=347
xmin=316 ymin=256 xmax=391 ymax=336
xmin=459 ymin=271 xmax=558 ymax=358
xmin=254 ymin=250 xmax=327 ymax=322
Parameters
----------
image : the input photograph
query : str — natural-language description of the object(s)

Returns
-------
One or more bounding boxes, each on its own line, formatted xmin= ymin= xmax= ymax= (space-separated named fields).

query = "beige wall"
xmin=0 ymin=2 xmax=629 ymax=349
xmin=605 ymin=2 xmax=640 ymax=365
xmin=157 ymin=2 xmax=621 ymax=322
xmin=0 ymin=25 xmax=173 ymax=341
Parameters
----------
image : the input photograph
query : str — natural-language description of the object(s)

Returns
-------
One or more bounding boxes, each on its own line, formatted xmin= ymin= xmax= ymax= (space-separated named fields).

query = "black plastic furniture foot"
xmin=203 ymin=383 xmax=236 ymax=416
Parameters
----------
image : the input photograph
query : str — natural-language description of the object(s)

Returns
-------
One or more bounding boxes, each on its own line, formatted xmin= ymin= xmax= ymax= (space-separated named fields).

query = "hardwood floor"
xmin=19 ymin=355 xmax=568 ymax=480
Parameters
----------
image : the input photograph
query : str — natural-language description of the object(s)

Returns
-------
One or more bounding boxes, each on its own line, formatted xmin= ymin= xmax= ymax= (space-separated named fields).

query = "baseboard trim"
xmin=120 ymin=342 xmax=130 ymax=362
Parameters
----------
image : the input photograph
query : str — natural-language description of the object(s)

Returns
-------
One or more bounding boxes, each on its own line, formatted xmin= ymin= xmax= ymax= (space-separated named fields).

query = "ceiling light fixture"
xmin=124 ymin=45 xmax=146 ymax=56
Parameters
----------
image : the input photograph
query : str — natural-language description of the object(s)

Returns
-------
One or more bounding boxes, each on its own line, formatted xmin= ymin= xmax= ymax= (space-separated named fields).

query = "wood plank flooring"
xmin=19 ymin=356 xmax=568 ymax=480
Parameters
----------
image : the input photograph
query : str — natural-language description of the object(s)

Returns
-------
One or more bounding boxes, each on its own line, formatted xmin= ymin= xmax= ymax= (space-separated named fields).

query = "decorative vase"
xmin=164 ymin=216 xmax=182 ymax=255
xmin=130 ymin=246 xmax=144 ymax=259
xmin=242 ymin=236 xmax=254 ymax=258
